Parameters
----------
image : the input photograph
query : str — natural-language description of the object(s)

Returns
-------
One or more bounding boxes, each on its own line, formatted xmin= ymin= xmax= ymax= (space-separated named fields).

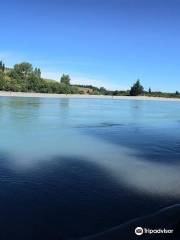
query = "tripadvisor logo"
xmin=135 ymin=227 xmax=174 ymax=236
xmin=135 ymin=227 xmax=143 ymax=235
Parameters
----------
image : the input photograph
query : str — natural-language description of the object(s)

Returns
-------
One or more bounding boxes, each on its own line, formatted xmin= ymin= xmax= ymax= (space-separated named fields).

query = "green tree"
xmin=130 ymin=80 xmax=144 ymax=96
xmin=0 ymin=61 xmax=5 ymax=72
xmin=59 ymin=83 xmax=71 ymax=94
xmin=148 ymin=88 xmax=152 ymax=94
xmin=2 ymin=63 xmax=5 ymax=72
xmin=113 ymin=90 xmax=119 ymax=96
xmin=60 ymin=74 xmax=71 ymax=85
xmin=0 ymin=61 xmax=2 ymax=71
xmin=12 ymin=62 xmax=33 ymax=82
xmin=34 ymin=68 xmax=41 ymax=78
xmin=0 ymin=71 xmax=5 ymax=90
xmin=99 ymin=87 xmax=107 ymax=95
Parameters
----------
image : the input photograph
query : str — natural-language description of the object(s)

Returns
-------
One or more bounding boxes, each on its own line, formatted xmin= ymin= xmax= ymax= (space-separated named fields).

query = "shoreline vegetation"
xmin=0 ymin=60 xmax=180 ymax=100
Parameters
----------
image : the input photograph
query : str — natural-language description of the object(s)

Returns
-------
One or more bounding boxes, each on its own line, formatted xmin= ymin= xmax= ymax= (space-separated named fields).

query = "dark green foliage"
xmin=0 ymin=61 xmax=5 ymax=72
xmin=149 ymin=88 xmax=152 ymax=94
xmin=144 ymin=91 xmax=180 ymax=98
xmin=113 ymin=90 xmax=128 ymax=96
xmin=13 ymin=62 xmax=33 ymax=81
xmin=0 ymin=61 xmax=80 ymax=94
xmin=0 ymin=72 xmax=5 ymax=90
xmin=130 ymin=80 xmax=144 ymax=96
xmin=99 ymin=87 xmax=107 ymax=95
xmin=34 ymin=68 xmax=41 ymax=78
xmin=60 ymin=74 xmax=71 ymax=85
xmin=2 ymin=64 xmax=5 ymax=72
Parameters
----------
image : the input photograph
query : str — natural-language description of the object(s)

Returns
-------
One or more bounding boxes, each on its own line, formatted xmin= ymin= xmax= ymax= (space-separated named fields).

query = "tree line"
xmin=0 ymin=60 xmax=179 ymax=98
xmin=0 ymin=61 xmax=79 ymax=94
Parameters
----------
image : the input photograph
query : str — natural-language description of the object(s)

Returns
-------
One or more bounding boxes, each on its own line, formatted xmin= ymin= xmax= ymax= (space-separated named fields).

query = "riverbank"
xmin=0 ymin=91 xmax=180 ymax=101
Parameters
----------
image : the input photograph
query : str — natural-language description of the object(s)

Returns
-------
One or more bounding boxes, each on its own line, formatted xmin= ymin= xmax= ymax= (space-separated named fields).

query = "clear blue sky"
xmin=0 ymin=0 xmax=180 ymax=91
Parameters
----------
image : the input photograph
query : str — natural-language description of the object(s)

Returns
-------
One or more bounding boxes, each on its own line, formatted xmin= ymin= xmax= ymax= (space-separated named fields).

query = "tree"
xmin=60 ymin=74 xmax=71 ymax=85
xmin=0 ymin=60 xmax=80 ymax=94
xmin=148 ymin=88 xmax=152 ymax=94
xmin=13 ymin=62 xmax=33 ymax=81
xmin=0 ymin=71 xmax=5 ymax=90
xmin=0 ymin=61 xmax=5 ymax=72
xmin=130 ymin=79 xmax=144 ymax=96
xmin=113 ymin=90 xmax=119 ymax=96
xmin=34 ymin=68 xmax=41 ymax=78
xmin=99 ymin=87 xmax=107 ymax=95
xmin=0 ymin=61 xmax=2 ymax=71
xmin=2 ymin=64 xmax=5 ymax=72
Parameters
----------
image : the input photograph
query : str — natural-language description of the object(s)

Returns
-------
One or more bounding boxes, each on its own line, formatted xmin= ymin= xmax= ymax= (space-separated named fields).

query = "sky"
xmin=0 ymin=0 xmax=180 ymax=91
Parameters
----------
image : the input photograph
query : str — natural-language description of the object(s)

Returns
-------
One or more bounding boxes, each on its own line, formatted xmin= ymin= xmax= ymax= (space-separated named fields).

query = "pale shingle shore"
xmin=0 ymin=91 xmax=180 ymax=101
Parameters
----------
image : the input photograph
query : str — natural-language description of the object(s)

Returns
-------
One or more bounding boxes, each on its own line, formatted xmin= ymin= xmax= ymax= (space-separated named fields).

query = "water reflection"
xmin=59 ymin=98 xmax=70 ymax=127
xmin=0 ymin=97 xmax=41 ymax=125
